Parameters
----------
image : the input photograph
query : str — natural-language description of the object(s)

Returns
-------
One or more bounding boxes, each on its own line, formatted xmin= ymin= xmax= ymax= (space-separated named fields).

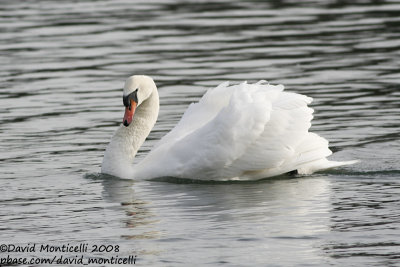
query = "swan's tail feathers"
xmin=297 ymin=158 xmax=359 ymax=175
xmin=294 ymin=132 xmax=359 ymax=175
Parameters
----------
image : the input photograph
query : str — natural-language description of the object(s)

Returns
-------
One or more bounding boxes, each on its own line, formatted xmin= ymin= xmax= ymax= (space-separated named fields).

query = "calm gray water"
xmin=1 ymin=0 xmax=400 ymax=266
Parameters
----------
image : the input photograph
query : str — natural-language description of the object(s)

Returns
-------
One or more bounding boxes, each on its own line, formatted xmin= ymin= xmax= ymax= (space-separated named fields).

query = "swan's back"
xmin=133 ymin=81 xmax=354 ymax=180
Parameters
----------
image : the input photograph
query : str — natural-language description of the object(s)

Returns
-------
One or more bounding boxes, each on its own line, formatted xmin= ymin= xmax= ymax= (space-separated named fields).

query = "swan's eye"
xmin=123 ymin=89 xmax=139 ymax=108
xmin=123 ymin=95 xmax=129 ymax=107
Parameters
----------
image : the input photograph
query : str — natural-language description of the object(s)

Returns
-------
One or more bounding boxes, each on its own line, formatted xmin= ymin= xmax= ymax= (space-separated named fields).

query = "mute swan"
xmin=101 ymin=75 xmax=356 ymax=180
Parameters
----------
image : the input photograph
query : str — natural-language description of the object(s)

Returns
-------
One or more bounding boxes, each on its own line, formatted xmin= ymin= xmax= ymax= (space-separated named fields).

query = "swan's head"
xmin=122 ymin=75 xmax=156 ymax=127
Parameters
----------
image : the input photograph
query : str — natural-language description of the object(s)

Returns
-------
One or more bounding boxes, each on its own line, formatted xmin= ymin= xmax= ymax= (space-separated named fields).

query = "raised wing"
xmin=136 ymin=82 xmax=284 ymax=179
xmin=135 ymin=81 xmax=332 ymax=180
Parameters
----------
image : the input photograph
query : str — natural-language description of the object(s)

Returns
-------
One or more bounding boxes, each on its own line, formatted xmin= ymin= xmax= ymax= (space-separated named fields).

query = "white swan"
xmin=101 ymin=75 xmax=357 ymax=181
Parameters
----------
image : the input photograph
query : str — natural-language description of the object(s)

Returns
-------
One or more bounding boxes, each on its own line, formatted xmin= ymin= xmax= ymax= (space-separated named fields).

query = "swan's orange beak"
xmin=123 ymin=100 xmax=137 ymax=127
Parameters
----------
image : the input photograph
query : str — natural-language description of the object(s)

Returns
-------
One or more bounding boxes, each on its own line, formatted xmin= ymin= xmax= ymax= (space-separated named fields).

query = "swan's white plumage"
xmin=102 ymin=75 xmax=357 ymax=180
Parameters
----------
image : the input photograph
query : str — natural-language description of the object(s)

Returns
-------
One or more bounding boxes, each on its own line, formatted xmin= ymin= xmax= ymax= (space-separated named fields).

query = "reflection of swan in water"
xmin=101 ymin=75 xmax=357 ymax=180
xmin=148 ymin=177 xmax=331 ymax=224
xmin=138 ymin=176 xmax=332 ymax=264
xmin=100 ymin=174 xmax=135 ymax=204
xmin=87 ymin=173 xmax=332 ymax=264
xmin=99 ymin=174 xmax=159 ymax=239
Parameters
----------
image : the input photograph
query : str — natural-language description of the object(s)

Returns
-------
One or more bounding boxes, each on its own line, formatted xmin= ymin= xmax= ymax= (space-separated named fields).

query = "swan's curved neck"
xmin=102 ymin=88 xmax=159 ymax=178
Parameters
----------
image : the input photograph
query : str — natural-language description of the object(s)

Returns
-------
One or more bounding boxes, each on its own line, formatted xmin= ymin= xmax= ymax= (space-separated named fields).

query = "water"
xmin=1 ymin=0 xmax=400 ymax=266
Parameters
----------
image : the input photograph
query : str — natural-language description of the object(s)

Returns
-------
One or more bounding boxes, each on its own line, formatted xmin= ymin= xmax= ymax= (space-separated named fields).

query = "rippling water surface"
xmin=1 ymin=0 xmax=400 ymax=266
